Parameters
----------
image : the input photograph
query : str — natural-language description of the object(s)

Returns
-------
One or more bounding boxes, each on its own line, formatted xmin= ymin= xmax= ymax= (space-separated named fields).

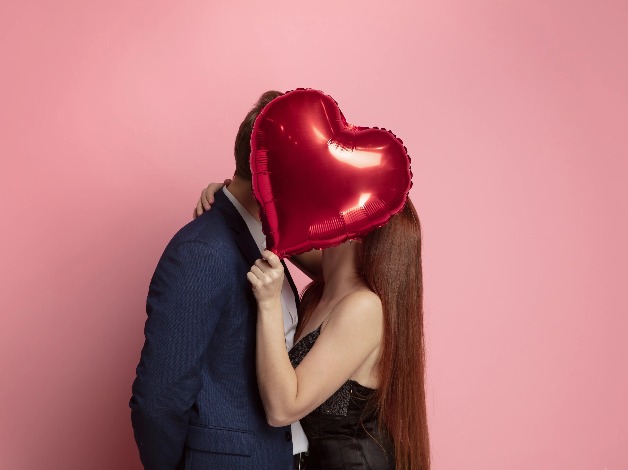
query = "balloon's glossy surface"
xmin=251 ymin=88 xmax=412 ymax=258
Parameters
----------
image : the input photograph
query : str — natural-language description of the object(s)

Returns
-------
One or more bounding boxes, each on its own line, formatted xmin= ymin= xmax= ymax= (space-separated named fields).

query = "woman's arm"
xmin=248 ymin=251 xmax=382 ymax=426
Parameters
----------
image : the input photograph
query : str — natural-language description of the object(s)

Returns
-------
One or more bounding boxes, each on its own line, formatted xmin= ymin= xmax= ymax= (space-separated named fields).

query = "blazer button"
xmin=285 ymin=431 xmax=292 ymax=442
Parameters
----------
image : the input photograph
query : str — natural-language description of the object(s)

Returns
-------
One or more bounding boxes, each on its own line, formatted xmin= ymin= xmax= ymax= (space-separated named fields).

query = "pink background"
xmin=1 ymin=1 xmax=627 ymax=469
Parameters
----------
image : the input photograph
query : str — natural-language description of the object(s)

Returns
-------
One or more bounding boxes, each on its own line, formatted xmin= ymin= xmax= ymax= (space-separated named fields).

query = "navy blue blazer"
xmin=130 ymin=190 xmax=298 ymax=470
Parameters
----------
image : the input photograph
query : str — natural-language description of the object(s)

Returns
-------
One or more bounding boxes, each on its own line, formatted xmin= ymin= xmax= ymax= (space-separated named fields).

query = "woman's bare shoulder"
xmin=325 ymin=289 xmax=383 ymax=331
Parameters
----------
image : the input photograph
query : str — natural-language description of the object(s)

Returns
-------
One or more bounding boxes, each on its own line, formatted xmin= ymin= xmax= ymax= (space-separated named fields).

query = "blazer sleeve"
xmin=130 ymin=240 xmax=230 ymax=470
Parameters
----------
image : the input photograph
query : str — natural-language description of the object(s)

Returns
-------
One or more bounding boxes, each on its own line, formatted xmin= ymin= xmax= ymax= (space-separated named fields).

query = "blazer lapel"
xmin=214 ymin=189 xmax=300 ymax=308
xmin=280 ymin=259 xmax=301 ymax=308
xmin=213 ymin=190 xmax=261 ymax=267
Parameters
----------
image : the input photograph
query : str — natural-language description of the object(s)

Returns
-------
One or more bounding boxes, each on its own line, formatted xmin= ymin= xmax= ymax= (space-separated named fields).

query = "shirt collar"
xmin=222 ymin=186 xmax=266 ymax=253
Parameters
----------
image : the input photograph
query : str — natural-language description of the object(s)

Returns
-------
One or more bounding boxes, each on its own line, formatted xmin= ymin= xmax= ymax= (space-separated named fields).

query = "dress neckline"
xmin=293 ymin=323 xmax=323 ymax=347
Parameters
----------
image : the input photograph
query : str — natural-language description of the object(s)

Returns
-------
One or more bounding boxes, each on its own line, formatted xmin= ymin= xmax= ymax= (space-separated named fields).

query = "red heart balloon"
xmin=251 ymin=89 xmax=412 ymax=258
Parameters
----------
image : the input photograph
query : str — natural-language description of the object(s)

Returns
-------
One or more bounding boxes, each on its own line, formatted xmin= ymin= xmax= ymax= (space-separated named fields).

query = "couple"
xmin=130 ymin=91 xmax=430 ymax=469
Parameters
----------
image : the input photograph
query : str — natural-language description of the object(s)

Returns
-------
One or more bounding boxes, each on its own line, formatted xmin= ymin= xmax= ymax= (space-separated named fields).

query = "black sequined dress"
xmin=288 ymin=325 xmax=395 ymax=469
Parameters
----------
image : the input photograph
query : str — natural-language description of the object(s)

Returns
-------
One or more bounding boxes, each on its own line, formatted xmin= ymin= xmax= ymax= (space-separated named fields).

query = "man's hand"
xmin=193 ymin=179 xmax=232 ymax=219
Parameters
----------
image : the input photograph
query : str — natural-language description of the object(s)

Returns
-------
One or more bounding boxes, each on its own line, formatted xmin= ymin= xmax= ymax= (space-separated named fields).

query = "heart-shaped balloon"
xmin=251 ymin=88 xmax=412 ymax=258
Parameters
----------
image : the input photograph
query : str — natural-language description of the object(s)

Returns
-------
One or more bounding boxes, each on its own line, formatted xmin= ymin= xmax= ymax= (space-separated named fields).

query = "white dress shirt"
xmin=223 ymin=187 xmax=308 ymax=454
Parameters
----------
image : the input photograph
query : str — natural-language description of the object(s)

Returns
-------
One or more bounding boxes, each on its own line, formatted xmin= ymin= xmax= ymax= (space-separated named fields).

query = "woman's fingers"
xmin=203 ymin=182 xmax=226 ymax=208
xmin=255 ymin=258 xmax=283 ymax=281
xmin=255 ymin=258 xmax=275 ymax=273
xmin=250 ymin=256 xmax=283 ymax=284
xmin=246 ymin=271 xmax=261 ymax=288
xmin=200 ymin=189 xmax=211 ymax=210
xmin=248 ymin=255 xmax=284 ymax=304
xmin=250 ymin=264 xmax=266 ymax=280
xmin=261 ymin=250 xmax=283 ymax=271
xmin=248 ymin=265 xmax=275 ymax=290
xmin=201 ymin=184 xmax=217 ymax=209
xmin=194 ymin=181 xmax=228 ymax=218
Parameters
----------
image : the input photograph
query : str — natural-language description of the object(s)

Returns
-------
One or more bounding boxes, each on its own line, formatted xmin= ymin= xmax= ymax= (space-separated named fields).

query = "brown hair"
xmin=233 ymin=90 xmax=283 ymax=180
xmin=297 ymin=199 xmax=430 ymax=470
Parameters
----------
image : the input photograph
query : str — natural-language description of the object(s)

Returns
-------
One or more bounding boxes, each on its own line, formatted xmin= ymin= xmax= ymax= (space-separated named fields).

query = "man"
xmin=130 ymin=91 xmax=318 ymax=469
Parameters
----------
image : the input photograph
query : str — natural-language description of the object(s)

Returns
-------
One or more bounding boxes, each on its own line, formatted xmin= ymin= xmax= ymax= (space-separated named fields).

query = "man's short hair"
xmin=234 ymin=90 xmax=283 ymax=180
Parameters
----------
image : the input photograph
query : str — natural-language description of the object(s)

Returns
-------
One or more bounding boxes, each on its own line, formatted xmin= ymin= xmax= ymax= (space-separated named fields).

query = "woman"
xmin=196 ymin=186 xmax=429 ymax=470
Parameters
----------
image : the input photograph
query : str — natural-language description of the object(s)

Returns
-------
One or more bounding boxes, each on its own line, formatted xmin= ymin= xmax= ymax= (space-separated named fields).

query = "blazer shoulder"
xmin=164 ymin=211 xmax=239 ymax=259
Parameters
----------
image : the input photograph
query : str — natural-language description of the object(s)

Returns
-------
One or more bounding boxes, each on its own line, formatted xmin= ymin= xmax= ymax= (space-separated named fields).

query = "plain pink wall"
xmin=1 ymin=1 xmax=626 ymax=469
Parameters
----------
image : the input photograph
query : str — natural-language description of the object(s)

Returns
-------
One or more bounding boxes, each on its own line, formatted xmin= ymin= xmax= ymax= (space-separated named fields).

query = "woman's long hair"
xmin=296 ymin=199 xmax=429 ymax=470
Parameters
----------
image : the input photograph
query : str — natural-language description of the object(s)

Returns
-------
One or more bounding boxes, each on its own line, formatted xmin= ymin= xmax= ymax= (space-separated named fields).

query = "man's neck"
xmin=225 ymin=177 xmax=260 ymax=221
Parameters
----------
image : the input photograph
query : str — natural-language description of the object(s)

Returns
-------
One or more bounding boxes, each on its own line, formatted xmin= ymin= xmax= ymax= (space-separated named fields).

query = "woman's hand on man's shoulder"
xmin=192 ymin=178 xmax=232 ymax=219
